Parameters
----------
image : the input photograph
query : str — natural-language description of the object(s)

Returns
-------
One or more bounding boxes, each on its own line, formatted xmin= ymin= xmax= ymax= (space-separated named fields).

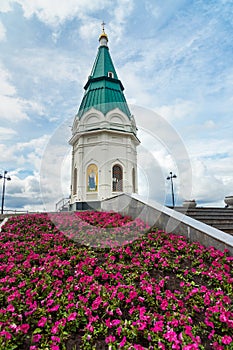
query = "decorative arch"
xmin=85 ymin=115 xmax=99 ymax=124
xmin=73 ymin=167 xmax=77 ymax=195
xmin=109 ymin=115 xmax=123 ymax=124
xmin=82 ymin=108 xmax=104 ymax=125
xmin=87 ymin=164 xmax=98 ymax=192
xmin=106 ymin=109 xmax=129 ymax=124
xmin=112 ymin=164 xmax=123 ymax=192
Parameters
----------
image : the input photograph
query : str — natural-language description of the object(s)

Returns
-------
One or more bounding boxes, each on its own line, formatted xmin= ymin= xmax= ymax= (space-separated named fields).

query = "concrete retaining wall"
xmin=101 ymin=193 xmax=233 ymax=255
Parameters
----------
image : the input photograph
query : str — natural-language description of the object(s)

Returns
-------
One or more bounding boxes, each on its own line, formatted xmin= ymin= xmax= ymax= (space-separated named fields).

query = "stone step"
xmin=173 ymin=207 xmax=233 ymax=235
xmin=176 ymin=208 xmax=233 ymax=215
xmin=192 ymin=217 xmax=233 ymax=222
xmin=199 ymin=218 xmax=233 ymax=227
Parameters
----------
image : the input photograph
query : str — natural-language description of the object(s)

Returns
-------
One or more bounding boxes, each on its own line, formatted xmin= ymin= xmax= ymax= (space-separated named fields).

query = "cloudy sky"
xmin=0 ymin=0 xmax=233 ymax=212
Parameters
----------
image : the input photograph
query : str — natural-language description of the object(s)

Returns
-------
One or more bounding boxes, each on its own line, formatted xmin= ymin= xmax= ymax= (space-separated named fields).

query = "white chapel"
xmin=69 ymin=26 xmax=140 ymax=210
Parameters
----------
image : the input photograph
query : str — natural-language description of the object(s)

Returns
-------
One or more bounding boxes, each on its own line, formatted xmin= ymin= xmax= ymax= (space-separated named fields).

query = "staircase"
xmin=55 ymin=198 xmax=70 ymax=212
xmin=174 ymin=207 xmax=233 ymax=235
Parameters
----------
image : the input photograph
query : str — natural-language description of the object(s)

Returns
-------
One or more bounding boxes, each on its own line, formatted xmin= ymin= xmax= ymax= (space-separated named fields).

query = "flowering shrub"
xmin=0 ymin=211 xmax=232 ymax=349
xmin=50 ymin=211 xmax=149 ymax=248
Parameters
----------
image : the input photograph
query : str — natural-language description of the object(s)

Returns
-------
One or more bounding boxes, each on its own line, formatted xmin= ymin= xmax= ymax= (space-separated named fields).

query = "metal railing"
xmin=55 ymin=198 xmax=70 ymax=212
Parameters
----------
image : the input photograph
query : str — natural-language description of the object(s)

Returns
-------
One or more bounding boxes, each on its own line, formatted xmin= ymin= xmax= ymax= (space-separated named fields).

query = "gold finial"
xmin=99 ymin=20 xmax=108 ymax=44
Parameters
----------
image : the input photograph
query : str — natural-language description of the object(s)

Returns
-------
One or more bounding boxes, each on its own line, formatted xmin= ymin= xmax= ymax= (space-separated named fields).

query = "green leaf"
xmin=33 ymin=328 xmax=42 ymax=334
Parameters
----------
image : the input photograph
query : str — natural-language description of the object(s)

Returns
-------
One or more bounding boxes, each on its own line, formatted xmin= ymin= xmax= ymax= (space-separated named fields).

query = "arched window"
xmin=87 ymin=164 xmax=98 ymax=192
xmin=112 ymin=164 xmax=123 ymax=192
xmin=108 ymin=71 xmax=114 ymax=78
xmin=132 ymin=167 xmax=136 ymax=193
xmin=73 ymin=168 xmax=77 ymax=195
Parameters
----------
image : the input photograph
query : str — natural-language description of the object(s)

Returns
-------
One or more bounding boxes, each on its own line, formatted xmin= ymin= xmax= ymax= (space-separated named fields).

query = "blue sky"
xmin=0 ymin=0 xmax=233 ymax=211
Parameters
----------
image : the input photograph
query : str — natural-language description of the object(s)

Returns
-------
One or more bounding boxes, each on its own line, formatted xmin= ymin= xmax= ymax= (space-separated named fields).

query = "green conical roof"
xmin=77 ymin=32 xmax=131 ymax=119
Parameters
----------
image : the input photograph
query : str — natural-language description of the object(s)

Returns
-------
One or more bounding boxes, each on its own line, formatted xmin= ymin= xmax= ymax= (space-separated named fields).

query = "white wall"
xmin=69 ymin=108 xmax=140 ymax=203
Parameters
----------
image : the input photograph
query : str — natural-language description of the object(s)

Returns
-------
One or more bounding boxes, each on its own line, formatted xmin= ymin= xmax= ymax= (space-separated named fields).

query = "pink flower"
xmin=138 ymin=296 xmax=145 ymax=302
xmin=133 ymin=345 xmax=145 ymax=350
xmin=116 ymin=307 xmax=122 ymax=316
xmin=161 ymin=299 xmax=168 ymax=310
xmin=51 ymin=336 xmax=61 ymax=343
xmin=20 ymin=324 xmax=30 ymax=334
xmin=91 ymin=296 xmax=102 ymax=310
xmin=105 ymin=318 xmax=112 ymax=328
xmin=49 ymin=304 xmax=60 ymax=312
xmin=33 ymin=334 xmax=42 ymax=343
xmin=151 ymin=321 xmax=163 ymax=333
xmin=51 ymin=325 xmax=59 ymax=334
xmin=183 ymin=345 xmax=199 ymax=350
xmin=19 ymin=281 xmax=26 ymax=288
xmin=184 ymin=325 xmax=193 ymax=337
xmin=129 ymin=290 xmax=138 ymax=300
xmin=221 ymin=335 xmax=232 ymax=345
xmin=66 ymin=303 xmax=75 ymax=310
xmin=67 ymin=312 xmax=77 ymax=321
xmin=204 ymin=318 xmax=214 ymax=328
xmin=117 ymin=292 xmax=125 ymax=300
xmin=46 ymin=299 xmax=54 ymax=306
xmin=67 ymin=292 xmax=74 ymax=301
xmin=163 ymin=329 xmax=178 ymax=342
xmin=208 ymin=330 xmax=215 ymax=340
xmin=119 ymin=336 xmax=127 ymax=347
xmin=38 ymin=316 xmax=47 ymax=327
xmin=219 ymin=312 xmax=228 ymax=322
xmin=51 ymin=346 xmax=59 ymax=350
xmin=158 ymin=341 xmax=166 ymax=350
xmin=67 ymin=276 xmax=74 ymax=282
xmin=86 ymin=323 xmax=94 ymax=332
xmin=112 ymin=319 xmax=121 ymax=326
xmin=105 ymin=335 xmax=116 ymax=344
xmin=138 ymin=321 xmax=147 ymax=330
xmin=0 ymin=330 xmax=12 ymax=340
xmin=6 ymin=304 xmax=15 ymax=312
xmin=145 ymin=284 xmax=153 ymax=295
xmin=117 ymin=326 xmax=122 ymax=336
xmin=213 ymin=343 xmax=224 ymax=350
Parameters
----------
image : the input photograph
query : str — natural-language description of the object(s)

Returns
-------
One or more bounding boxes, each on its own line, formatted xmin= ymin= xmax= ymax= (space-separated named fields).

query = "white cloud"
xmin=155 ymin=100 xmax=196 ymax=121
xmin=0 ymin=65 xmax=16 ymax=95
xmin=0 ymin=64 xmax=45 ymax=122
xmin=0 ymin=95 xmax=29 ymax=121
xmin=0 ymin=144 xmax=17 ymax=163
xmin=15 ymin=48 xmax=83 ymax=83
xmin=0 ymin=0 xmax=14 ymax=12
xmin=0 ymin=134 xmax=50 ymax=169
xmin=0 ymin=127 xmax=17 ymax=140
xmin=6 ymin=0 xmax=133 ymax=44
xmin=5 ymin=171 xmax=45 ymax=212
xmin=188 ymin=139 xmax=233 ymax=159
xmin=109 ymin=0 xmax=134 ymax=39
xmin=190 ymin=158 xmax=229 ymax=206
xmin=0 ymin=20 xmax=6 ymax=41
xmin=10 ymin=0 xmax=111 ymax=27
xmin=79 ymin=19 xmax=100 ymax=42
xmin=0 ymin=65 xmax=29 ymax=122
xmin=119 ymin=66 xmax=154 ymax=107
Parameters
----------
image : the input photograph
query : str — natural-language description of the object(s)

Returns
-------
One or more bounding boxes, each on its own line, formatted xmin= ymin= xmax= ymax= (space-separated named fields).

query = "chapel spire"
xmin=77 ymin=23 xmax=131 ymax=119
xmin=69 ymin=24 xmax=139 ymax=210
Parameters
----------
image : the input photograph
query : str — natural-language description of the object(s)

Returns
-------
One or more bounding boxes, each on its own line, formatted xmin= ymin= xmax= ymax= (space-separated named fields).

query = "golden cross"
xmin=101 ymin=21 xmax=106 ymax=32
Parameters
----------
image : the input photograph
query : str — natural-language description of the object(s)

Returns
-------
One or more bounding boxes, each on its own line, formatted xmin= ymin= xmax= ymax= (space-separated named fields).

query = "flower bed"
xmin=0 ymin=211 xmax=232 ymax=350
xmin=50 ymin=211 xmax=149 ymax=249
